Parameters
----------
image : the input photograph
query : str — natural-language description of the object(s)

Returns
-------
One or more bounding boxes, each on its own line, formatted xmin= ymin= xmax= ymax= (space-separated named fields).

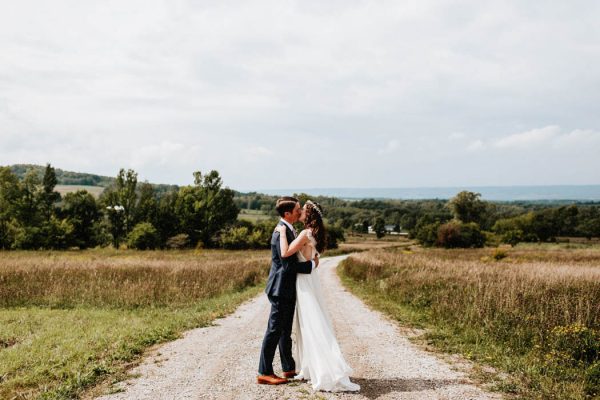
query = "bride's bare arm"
xmin=275 ymin=226 xmax=308 ymax=257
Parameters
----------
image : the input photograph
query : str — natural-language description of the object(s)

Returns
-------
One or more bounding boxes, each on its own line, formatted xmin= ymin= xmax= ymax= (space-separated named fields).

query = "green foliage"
xmin=2 ymin=164 xmax=600 ymax=251
xmin=39 ymin=164 xmax=61 ymax=221
xmin=220 ymin=220 xmax=275 ymax=250
xmin=175 ymin=170 xmax=239 ymax=247
xmin=61 ymin=190 xmax=100 ymax=249
xmin=373 ymin=217 xmax=386 ymax=238
xmin=437 ymin=221 xmax=486 ymax=248
xmin=413 ymin=221 xmax=441 ymax=247
xmin=126 ymin=222 xmax=160 ymax=250
xmin=545 ymin=323 xmax=599 ymax=366
xmin=586 ymin=361 xmax=600 ymax=396
xmin=448 ymin=191 xmax=487 ymax=224
xmin=326 ymin=224 xmax=345 ymax=249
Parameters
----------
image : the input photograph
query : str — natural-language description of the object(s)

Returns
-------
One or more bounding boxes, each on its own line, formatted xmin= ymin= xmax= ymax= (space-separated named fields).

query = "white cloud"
xmin=493 ymin=125 xmax=561 ymax=149
xmin=466 ymin=140 xmax=485 ymax=152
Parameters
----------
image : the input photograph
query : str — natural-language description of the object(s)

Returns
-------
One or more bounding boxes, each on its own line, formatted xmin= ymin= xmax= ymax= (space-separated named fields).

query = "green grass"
xmin=0 ymin=249 xmax=269 ymax=399
xmin=338 ymin=247 xmax=600 ymax=399
xmin=237 ymin=209 xmax=274 ymax=222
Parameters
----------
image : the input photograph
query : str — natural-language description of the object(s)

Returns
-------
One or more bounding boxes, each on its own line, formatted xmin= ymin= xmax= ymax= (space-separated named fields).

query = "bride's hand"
xmin=275 ymin=225 xmax=287 ymax=234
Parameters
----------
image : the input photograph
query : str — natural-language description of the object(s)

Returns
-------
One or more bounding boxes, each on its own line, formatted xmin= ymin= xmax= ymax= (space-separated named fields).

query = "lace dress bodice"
xmin=297 ymin=229 xmax=318 ymax=262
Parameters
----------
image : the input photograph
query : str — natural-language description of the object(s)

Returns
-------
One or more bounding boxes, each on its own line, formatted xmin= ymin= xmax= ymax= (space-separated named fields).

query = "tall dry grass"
xmin=0 ymin=249 xmax=269 ymax=308
xmin=341 ymin=246 xmax=600 ymax=398
xmin=0 ymin=249 xmax=270 ymax=399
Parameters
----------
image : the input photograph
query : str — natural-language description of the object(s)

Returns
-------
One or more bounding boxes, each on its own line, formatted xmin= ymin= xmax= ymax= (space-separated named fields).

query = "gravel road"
xmin=98 ymin=255 xmax=501 ymax=400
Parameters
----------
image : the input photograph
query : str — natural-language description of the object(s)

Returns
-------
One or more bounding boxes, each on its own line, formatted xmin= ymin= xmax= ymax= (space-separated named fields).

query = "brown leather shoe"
xmin=282 ymin=371 xmax=297 ymax=379
xmin=257 ymin=374 xmax=288 ymax=385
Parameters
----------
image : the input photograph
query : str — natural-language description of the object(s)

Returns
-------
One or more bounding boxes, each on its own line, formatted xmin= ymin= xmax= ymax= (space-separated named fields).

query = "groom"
xmin=257 ymin=196 xmax=318 ymax=385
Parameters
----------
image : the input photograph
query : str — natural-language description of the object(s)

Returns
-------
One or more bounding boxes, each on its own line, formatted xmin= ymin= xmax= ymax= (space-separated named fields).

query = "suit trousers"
xmin=258 ymin=295 xmax=296 ymax=375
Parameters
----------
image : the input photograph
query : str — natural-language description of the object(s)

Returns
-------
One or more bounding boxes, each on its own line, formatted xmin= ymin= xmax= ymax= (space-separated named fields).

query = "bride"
xmin=275 ymin=200 xmax=360 ymax=392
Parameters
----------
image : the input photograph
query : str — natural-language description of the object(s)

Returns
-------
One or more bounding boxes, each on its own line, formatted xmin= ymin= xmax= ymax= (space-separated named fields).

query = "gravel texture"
xmin=98 ymin=255 xmax=501 ymax=400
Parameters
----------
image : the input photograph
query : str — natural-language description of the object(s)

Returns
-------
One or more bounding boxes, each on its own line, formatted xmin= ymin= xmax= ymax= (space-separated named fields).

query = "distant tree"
xmin=135 ymin=182 xmax=158 ymax=226
xmin=17 ymin=169 xmax=42 ymax=226
xmin=175 ymin=170 xmax=239 ymax=247
xmin=0 ymin=167 xmax=22 ymax=249
xmin=326 ymin=225 xmax=345 ymax=249
xmin=373 ymin=217 xmax=386 ymax=239
xmin=115 ymin=169 xmax=138 ymax=234
xmin=155 ymin=191 xmax=180 ymax=246
xmin=448 ymin=191 xmax=487 ymax=225
xmin=437 ymin=221 xmax=485 ymax=248
xmin=102 ymin=168 xmax=138 ymax=247
xmin=61 ymin=190 xmax=100 ymax=249
xmin=39 ymin=163 xmax=60 ymax=222
xmin=413 ymin=221 xmax=441 ymax=247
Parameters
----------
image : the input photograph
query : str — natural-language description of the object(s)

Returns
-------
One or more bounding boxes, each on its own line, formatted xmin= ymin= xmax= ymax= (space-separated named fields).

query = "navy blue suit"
xmin=258 ymin=221 xmax=313 ymax=375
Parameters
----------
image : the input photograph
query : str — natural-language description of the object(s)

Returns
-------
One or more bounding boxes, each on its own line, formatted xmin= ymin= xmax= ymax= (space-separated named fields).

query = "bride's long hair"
xmin=304 ymin=200 xmax=326 ymax=253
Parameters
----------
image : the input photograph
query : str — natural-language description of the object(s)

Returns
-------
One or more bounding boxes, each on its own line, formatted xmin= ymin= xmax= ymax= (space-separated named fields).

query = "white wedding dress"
xmin=293 ymin=230 xmax=360 ymax=392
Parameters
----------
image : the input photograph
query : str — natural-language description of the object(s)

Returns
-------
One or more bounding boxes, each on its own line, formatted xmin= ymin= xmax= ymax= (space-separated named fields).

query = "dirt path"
xmin=98 ymin=255 xmax=501 ymax=400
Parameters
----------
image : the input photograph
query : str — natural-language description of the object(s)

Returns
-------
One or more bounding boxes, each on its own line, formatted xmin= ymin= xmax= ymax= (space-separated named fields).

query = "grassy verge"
xmin=0 ymin=249 xmax=269 ymax=399
xmin=338 ymin=246 xmax=600 ymax=399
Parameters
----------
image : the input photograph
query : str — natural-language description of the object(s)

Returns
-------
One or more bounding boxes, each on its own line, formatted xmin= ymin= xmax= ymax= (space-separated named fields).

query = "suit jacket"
xmin=265 ymin=221 xmax=313 ymax=299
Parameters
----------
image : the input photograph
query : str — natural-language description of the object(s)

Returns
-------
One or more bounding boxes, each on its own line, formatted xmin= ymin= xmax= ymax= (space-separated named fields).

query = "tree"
xmin=39 ymin=163 xmax=60 ymax=222
xmin=17 ymin=169 xmax=42 ymax=226
xmin=0 ymin=167 xmax=22 ymax=249
xmin=373 ymin=217 xmax=386 ymax=239
xmin=437 ymin=221 xmax=486 ymax=248
xmin=115 ymin=168 xmax=138 ymax=234
xmin=135 ymin=182 xmax=158 ymax=226
xmin=102 ymin=168 xmax=138 ymax=247
xmin=61 ymin=190 xmax=100 ymax=249
xmin=175 ymin=170 xmax=239 ymax=247
xmin=448 ymin=191 xmax=487 ymax=225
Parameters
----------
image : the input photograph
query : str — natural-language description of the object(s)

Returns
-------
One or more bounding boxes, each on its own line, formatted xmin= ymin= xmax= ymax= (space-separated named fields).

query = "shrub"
xmin=585 ymin=361 xmax=600 ymax=396
xmin=326 ymin=225 xmax=345 ymax=249
xmin=437 ymin=221 xmax=485 ymax=248
xmin=220 ymin=226 xmax=252 ymax=250
xmin=413 ymin=221 xmax=441 ymax=246
xmin=126 ymin=222 xmax=160 ymax=250
xmin=547 ymin=324 xmax=599 ymax=366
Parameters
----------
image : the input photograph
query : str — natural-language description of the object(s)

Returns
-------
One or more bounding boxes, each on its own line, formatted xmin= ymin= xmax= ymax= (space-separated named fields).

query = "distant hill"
xmin=8 ymin=164 xmax=179 ymax=196
xmin=10 ymin=164 xmax=115 ymax=187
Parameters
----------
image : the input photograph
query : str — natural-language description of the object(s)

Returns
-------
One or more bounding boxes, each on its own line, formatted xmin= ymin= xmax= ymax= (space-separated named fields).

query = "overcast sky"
xmin=1 ymin=1 xmax=599 ymax=190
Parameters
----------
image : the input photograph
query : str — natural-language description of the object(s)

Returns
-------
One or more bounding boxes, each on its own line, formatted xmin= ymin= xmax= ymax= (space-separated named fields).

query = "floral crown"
xmin=305 ymin=200 xmax=323 ymax=218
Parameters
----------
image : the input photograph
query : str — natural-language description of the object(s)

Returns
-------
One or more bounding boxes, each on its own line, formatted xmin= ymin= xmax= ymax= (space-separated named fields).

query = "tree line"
xmin=0 ymin=165 xmax=344 ymax=251
xmin=2 ymin=164 xmax=598 ymax=250
xmin=0 ymin=165 xmax=243 ymax=250
xmin=236 ymin=190 xmax=600 ymax=248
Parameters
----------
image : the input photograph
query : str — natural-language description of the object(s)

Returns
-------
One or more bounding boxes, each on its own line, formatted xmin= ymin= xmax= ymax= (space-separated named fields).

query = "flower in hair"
xmin=306 ymin=200 xmax=323 ymax=218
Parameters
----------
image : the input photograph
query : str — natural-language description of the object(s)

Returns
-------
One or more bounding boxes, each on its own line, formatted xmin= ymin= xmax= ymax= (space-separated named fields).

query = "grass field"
xmin=55 ymin=185 xmax=105 ymax=198
xmin=0 ymin=249 xmax=270 ymax=399
xmin=237 ymin=209 xmax=275 ymax=223
xmin=339 ymin=243 xmax=600 ymax=399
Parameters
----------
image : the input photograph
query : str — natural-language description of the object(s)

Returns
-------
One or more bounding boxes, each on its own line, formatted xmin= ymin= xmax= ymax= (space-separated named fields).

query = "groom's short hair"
xmin=276 ymin=196 xmax=299 ymax=217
